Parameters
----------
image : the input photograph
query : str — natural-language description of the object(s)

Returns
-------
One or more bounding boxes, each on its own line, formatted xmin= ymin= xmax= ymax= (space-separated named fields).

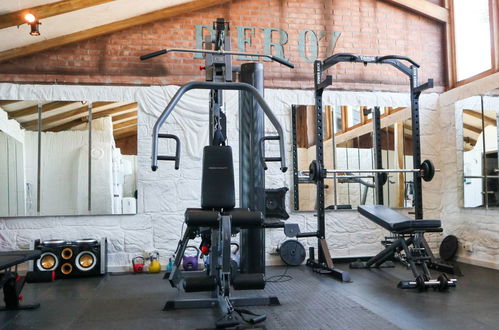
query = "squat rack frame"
xmin=298 ymin=53 xmax=433 ymax=281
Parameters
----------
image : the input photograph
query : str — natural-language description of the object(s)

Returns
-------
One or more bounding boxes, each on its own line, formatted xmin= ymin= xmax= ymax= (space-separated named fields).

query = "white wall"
xmin=438 ymin=73 xmax=499 ymax=270
xmin=0 ymin=83 xmax=441 ymax=271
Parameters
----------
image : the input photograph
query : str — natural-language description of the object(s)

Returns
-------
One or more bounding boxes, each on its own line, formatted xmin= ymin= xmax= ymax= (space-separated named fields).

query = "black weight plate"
xmin=439 ymin=235 xmax=458 ymax=261
xmin=421 ymin=159 xmax=435 ymax=182
xmin=279 ymin=240 xmax=306 ymax=266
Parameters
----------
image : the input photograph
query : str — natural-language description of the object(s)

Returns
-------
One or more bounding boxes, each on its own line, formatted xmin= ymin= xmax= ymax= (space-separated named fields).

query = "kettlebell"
xmin=149 ymin=252 xmax=161 ymax=273
xmin=182 ymin=246 xmax=200 ymax=271
xmin=132 ymin=256 xmax=145 ymax=273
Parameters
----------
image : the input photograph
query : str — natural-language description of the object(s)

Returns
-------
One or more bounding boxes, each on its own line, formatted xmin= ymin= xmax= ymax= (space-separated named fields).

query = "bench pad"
xmin=358 ymin=205 xmax=441 ymax=233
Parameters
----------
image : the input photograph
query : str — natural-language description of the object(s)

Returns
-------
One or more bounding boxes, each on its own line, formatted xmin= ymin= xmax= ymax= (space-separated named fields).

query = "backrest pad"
xmin=201 ymin=146 xmax=235 ymax=210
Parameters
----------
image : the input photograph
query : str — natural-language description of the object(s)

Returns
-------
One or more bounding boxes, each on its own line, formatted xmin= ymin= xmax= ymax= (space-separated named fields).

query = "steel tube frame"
xmin=308 ymin=52 xmax=433 ymax=279
xmin=151 ymin=81 xmax=287 ymax=172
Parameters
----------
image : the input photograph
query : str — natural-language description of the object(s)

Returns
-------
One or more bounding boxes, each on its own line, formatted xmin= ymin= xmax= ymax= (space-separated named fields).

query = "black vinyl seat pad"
xmin=0 ymin=250 xmax=41 ymax=271
xmin=358 ymin=205 xmax=441 ymax=232
xmin=185 ymin=208 xmax=263 ymax=228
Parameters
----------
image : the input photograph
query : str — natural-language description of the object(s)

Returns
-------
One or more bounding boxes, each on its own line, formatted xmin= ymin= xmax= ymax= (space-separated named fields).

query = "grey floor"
xmin=1 ymin=262 xmax=498 ymax=330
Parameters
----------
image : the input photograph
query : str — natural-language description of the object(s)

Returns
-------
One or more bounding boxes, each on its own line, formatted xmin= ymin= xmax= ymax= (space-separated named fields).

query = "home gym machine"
xmin=296 ymin=53 xmax=458 ymax=288
xmin=141 ymin=18 xmax=294 ymax=328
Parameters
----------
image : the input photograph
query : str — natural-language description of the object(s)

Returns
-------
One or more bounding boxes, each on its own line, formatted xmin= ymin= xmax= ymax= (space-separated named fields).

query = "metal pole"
xmin=373 ymin=106 xmax=383 ymax=204
xmin=36 ymin=103 xmax=42 ymax=214
xmin=239 ymin=62 xmax=265 ymax=274
xmin=410 ymin=66 xmax=423 ymax=219
xmin=481 ymin=96 xmax=488 ymax=208
xmin=292 ymin=105 xmax=300 ymax=210
xmin=88 ymin=102 xmax=92 ymax=212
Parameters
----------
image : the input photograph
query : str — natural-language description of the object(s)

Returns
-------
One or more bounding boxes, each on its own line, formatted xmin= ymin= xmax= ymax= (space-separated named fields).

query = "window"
xmin=452 ymin=0 xmax=497 ymax=84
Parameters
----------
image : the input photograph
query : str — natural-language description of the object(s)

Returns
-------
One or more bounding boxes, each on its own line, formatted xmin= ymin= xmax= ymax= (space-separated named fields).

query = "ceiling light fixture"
xmin=24 ymin=13 xmax=41 ymax=36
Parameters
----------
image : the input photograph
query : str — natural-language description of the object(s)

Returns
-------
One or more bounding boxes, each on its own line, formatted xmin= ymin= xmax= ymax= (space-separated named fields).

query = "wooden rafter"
xmin=87 ymin=103 xmax=137 ymax=121
xmin=379 ymin=0 xmax=449 ymax=23
xmin=46 ymin=102 xmax=136 ymax=131
xmin=0 ymin=100 xmax=20 ymax=107
xmin=114 ymin=125 xmax=137 ymax=139
xmin=113 ymin=118 xmax=137 ymax=130
xmin=463 ymin=110 xmax=496 ymax=126
xmin=23 ymin=102 xmax=113 ymax=128
xmin=0 ymin=0 xmax=114 ymax=30
xmin=112 ymin=111 xmax=137 ymax=122
xmin=0 ymin=0 xmax=230 ymax=63
xmin=9 ymin=101 xmax=77 ymax=119
xmin=463 ymin=123 xmax=482 ymax=134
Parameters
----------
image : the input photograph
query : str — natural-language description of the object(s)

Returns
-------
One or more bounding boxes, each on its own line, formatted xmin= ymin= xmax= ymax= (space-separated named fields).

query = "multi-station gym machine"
xmin=296 ymin=53 xmax=459 ymax=284
xmin=141 ymin=18 xmax=295 ymax=327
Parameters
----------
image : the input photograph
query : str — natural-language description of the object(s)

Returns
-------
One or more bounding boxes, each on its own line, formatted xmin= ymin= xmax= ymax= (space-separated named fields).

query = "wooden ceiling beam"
xmin=88 ymin=103 xmax=137 ymax=121
xmin=113 ymin=125 xmax=137 ymax=139
xmin=0 ymin=0 xmax=231 ymax=63
xmin=0 ymin=0 xmax=114 ymax=30
xmin=9 ymin=101 xmax=77 ymax=119
xmin=0 ymin=100 xmax=21 ymax=107
xmin=45 ymin=102 xmax=136 ymax=131
xmin=463 ymin=110 xmax=497 ymax=126
xmin=23 ymin=101 xmax=113 ymax=128
xmin=379 ymin=0 xmax=449 ymax=23
xmin=112 ymin=111 xmax=137 ymax=122
xmin=113 ymin=118 xmax=137 ymax=130
xmin=463 ymin=123 xmax=482 ymax=134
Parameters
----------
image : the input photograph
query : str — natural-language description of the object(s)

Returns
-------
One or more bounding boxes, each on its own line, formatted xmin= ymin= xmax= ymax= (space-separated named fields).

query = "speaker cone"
xmin=37 ymin=252 xmax=58 ymax=271
xmin=61 ymin=263 xmax=73 ymax=275
xmin=75 ymin=251 xmax=97 ymax=271
xmin=61 ymin=247 xmax=73 ymax=260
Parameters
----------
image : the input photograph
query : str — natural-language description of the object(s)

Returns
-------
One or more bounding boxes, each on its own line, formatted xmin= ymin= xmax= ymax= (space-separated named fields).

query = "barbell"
xmin=304 ymin=159 xmax=437 ymax=183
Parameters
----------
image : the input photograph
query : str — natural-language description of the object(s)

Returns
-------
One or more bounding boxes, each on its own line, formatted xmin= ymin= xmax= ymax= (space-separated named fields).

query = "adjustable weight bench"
xmin=0 ymin=250 xmax=41 ymax=310
xmin=351 ymin=205 xmax=457 ymax=291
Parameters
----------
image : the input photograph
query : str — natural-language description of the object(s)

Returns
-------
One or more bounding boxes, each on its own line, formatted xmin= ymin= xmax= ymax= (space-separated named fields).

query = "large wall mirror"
xmin=461 ymin=92 xmax=499 ymax=208
xmin=292 ymin=104 xmax=414 ymax=211
xmin=0 ymin=100 xmax=138 ymax=217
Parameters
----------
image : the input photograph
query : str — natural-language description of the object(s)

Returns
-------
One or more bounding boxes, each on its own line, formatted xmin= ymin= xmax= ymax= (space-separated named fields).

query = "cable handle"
xmin=151 ymin=133 xmax=180 ymax=171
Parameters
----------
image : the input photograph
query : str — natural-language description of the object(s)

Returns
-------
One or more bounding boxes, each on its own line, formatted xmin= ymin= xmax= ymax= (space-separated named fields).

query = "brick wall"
xmin=0 ymin=0 xmax=445 ymax=91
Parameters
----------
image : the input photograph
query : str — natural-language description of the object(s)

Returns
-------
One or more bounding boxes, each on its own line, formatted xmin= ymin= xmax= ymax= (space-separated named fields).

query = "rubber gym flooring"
xmin=1 ymin=262 xmax=498 ymax=329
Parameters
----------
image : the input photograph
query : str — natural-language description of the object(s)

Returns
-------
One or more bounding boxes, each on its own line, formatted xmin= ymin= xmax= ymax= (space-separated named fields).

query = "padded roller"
xmin=229 ymin=210 xmax=264 ymax=228
xmin=184 ymin=209 xmax=220 ymax=227
xmin=183 ymin=275 xmax=217 ymax=292
xmin=232 ymin=273 xmax=265 ymax=290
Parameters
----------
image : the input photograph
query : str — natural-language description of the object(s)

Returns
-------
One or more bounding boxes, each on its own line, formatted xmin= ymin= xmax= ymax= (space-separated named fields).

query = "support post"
xmin=239 ymin=62 xmax=265 ymax=274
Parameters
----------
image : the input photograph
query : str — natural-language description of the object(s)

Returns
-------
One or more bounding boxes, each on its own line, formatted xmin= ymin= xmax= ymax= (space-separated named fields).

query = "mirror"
xmin=0 ymin=100 xmax=138 ymax=216
xmin=462 ymin=93 xmax=499 ymax=208
xmin=292 ymin=104 xmax=414 ymax=211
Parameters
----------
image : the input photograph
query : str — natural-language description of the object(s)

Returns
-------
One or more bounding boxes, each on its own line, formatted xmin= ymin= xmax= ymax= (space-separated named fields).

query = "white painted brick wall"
xmin=0 ymin=83 xmax=445 ymax=271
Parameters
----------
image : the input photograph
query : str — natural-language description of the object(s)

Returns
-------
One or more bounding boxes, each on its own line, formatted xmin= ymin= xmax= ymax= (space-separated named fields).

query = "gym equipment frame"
xmin=297 ymin=53 xmax=459 ymax=282
xmin=141 ymin=18 xmax=293 ymax=328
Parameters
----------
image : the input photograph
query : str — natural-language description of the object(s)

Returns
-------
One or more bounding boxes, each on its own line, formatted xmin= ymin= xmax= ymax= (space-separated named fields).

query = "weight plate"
xmin=279 ymin=240 xmax=306 ymax=266
xmin=421 ymin=159 xmax=435 ymax=182
xmin=439 ymin=235 xmax=458 ymax=261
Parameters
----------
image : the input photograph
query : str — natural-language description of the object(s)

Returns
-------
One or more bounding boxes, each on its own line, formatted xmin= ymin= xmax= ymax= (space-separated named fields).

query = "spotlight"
xmin=24 ymin=13 xmax=36 ymax=24
xmin=23 ymin=13 xmax=41 ymax=36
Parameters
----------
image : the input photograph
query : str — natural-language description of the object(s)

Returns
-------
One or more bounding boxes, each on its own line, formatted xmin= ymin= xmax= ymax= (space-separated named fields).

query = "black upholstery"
xmin=185 ymin=208 xmax=263 ymax=228
xmin=0 ymin=251 xmax=41 ymax=271
xmin=358 ymin=205 xmax=441 ymax=233
xmin=185 ymin=209 xmax=220 ymax=227
xmin=201 ymin=146 xmax=235 ymax=210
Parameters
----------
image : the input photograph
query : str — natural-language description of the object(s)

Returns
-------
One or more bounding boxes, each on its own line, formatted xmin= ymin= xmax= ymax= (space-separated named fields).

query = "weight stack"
xmin=30 ymin=238 xmax=107 ymax=279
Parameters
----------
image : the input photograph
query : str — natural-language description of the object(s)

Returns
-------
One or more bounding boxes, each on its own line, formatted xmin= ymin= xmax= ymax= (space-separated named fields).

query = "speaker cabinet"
xmin=30 ymin=238 xmax=107 ymax=279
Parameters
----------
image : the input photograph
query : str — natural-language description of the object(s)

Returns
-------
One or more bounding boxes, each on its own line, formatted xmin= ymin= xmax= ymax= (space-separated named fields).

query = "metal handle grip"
xmin=140 ymin=49 xmax=167 ymax=61
xmin=259 ymin=136 xmax=287 ymax=172
xmin=152 ymin=133 xmax=180 ymax=171
xmin=377 ymin=55 xmax=420 ymax=68
xmin=271 ymin=56 xmax=294 ymax=68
